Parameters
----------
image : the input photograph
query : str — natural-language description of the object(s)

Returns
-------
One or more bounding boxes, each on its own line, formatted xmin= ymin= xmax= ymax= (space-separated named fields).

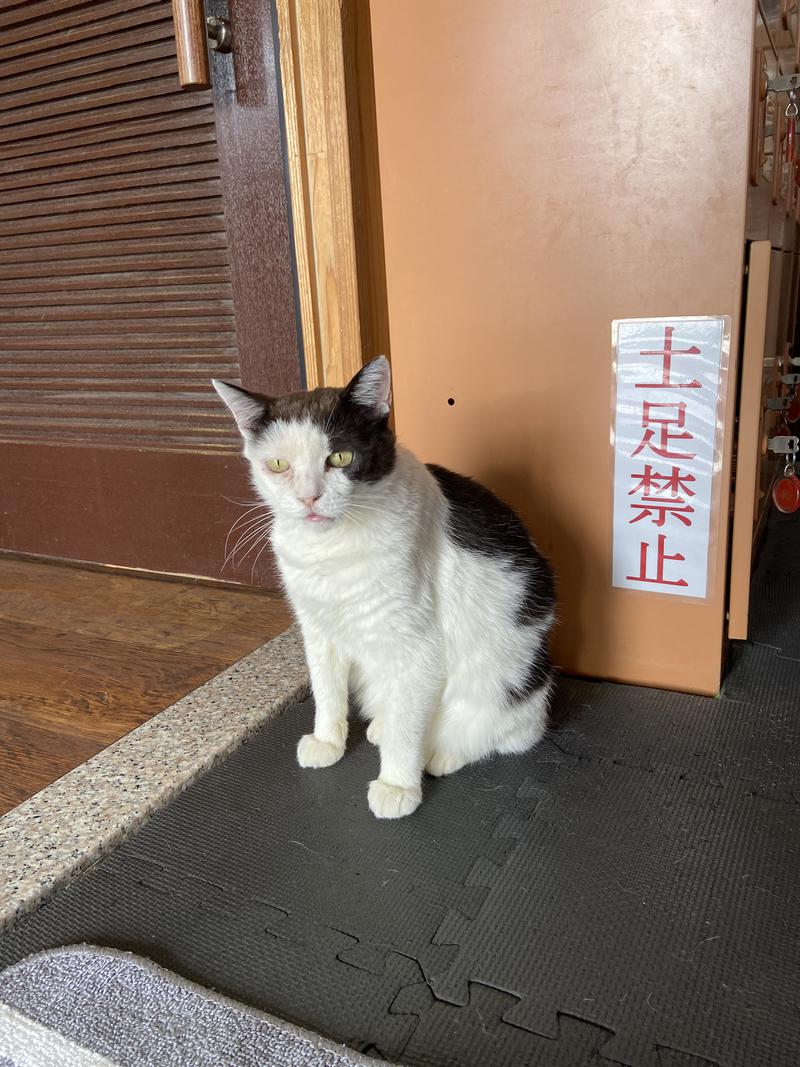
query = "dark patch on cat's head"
xmin=324 ymin=390 xmax=395 ymax=484
xmin=266 ymin=387 xmax=341 ymax=427
xmin=212 ymin=357 xmax=395 ymax=484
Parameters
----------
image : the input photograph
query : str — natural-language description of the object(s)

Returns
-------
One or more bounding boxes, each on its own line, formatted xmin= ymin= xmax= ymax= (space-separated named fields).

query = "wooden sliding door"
xmin=0 ymin=0 xmax=302 ymax=588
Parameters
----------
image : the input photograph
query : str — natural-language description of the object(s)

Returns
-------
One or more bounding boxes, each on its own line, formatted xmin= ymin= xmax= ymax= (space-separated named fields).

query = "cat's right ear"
xmin=211 ymin=380 xmax=269 ymax=437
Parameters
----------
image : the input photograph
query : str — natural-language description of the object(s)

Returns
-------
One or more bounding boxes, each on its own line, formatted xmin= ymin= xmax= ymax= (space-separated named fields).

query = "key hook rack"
xmin=768 ymin=73 xmax=800 ymax=94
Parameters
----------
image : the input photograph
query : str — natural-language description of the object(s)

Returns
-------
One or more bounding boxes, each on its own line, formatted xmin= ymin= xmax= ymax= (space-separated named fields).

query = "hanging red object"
xmin=788 ymin=115 xmax=797 ymax=163
xmin=773 ymin=468 xmax=800 ymax=513
xmin=788 ymin=390 xmax=800 ymax=424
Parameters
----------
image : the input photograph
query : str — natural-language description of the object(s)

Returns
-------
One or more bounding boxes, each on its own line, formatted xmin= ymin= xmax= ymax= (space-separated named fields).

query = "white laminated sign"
xmin=611 ymin=317 xmax=728 ymax=599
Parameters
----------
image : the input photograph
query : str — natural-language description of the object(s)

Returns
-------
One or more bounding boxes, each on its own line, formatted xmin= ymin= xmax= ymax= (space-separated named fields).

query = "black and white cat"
xmin=213 ymin=357 xmax=555 ymax=819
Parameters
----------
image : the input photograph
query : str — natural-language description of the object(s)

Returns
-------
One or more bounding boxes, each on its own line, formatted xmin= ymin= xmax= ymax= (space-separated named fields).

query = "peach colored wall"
xmin=369 ymin=0 xmax=754 ymax=693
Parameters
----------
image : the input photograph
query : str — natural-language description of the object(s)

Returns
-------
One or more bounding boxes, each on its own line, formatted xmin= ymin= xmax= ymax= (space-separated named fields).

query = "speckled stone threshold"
xmin=0 ymin=625 xmax=309 ymax=934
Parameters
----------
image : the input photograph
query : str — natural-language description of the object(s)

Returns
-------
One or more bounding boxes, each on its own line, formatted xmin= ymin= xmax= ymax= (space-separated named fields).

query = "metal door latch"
xmin=766 ymin=396 xmax=792 ymax=409
xmin=780 ymin=374 xmax=800 ymax=385
xmin=207 ymin=16 xmax=232 ymax=53
xmin=768 ymin=435 xmax=800 ymax=454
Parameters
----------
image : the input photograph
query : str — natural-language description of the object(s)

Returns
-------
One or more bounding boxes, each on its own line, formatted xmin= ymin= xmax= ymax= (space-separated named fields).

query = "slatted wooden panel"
xmin=0 ymin=0 xmax=241 ymax=452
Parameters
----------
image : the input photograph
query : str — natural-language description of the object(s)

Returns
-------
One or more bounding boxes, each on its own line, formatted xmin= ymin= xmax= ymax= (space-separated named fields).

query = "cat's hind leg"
xmin=423 ymin=697 xmax=481 ymax=777
xmin=422 ymin=653 xmax=515 ymax=775
xmin=424 ymin=668 xmax=552 ymax=775
xmin=493 ymin=682 xmax=551 ymax=754
xmin=425 ymin=746 xmax=468 ymax=777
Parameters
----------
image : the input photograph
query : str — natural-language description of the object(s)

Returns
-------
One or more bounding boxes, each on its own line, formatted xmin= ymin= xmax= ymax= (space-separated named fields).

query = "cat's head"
xmin=212 ymin=356 xmax=395 ymax=525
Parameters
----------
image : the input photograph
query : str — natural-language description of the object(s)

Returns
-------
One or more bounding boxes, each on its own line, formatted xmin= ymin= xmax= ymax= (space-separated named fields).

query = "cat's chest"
xmin=271 ymin=520 xmax=418 ymax=629
xmin=284 ymin=561 xmax=372 ymax=603
xmin=277 ymin=547 xmax=389 ymax=612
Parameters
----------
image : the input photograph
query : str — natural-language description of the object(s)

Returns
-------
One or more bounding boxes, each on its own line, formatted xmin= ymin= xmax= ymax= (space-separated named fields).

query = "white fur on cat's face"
xmin=213 ymin=357 xmax=394 ymax=528
xmin=243 ymin=419 xmax=357 ymax=524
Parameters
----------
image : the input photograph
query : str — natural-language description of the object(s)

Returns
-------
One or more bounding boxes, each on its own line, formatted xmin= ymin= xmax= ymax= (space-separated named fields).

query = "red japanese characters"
xmin=613 ymin=318 xmax=726 ymax=598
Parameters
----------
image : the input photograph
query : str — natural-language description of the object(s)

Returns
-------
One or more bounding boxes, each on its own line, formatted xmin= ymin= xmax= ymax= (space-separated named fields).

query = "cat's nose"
xmin=298 ymin=495 xmax=321 ymax=508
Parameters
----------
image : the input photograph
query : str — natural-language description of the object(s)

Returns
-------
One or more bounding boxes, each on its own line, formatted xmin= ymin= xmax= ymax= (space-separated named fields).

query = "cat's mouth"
xmin=305 ymin=512 xmax=333 ymax=523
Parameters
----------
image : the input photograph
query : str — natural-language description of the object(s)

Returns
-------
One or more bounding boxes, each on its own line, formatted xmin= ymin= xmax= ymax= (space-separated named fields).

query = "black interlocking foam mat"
xmin=2 ymin=513 xmax=800 ymax=1067
xmin=746 ymin=572 xmax=800 ymax=659
xmin=748 ymin=511 xmax=800 ymax=657
xmin=752 ymin=511 xmax=800 ymax=579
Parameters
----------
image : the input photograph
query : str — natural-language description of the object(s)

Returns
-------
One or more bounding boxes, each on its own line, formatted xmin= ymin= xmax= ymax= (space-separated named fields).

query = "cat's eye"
xmin=328 ymin=451 xmax=353 ymax=468
xmin=266 ymin=458 xmax=290 ymax=473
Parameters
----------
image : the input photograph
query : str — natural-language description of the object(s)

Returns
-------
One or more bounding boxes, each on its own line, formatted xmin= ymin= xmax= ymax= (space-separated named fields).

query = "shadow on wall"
xmin=476 ymin=462 xmax=609 ymax=680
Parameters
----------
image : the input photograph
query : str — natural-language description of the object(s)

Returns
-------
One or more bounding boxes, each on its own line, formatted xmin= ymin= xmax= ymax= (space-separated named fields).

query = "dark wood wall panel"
xmin=2 ymin=442 xmax=279 ymax=587
xmin=0 ymin=0 xmax=242 ymax=454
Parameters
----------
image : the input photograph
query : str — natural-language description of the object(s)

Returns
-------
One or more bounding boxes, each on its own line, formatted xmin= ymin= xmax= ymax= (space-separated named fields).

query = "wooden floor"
xmin=0 ymin=558 xmax=292 ymax=816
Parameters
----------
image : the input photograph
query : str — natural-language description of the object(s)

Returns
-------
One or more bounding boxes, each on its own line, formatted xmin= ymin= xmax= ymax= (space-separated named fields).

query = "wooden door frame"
xmin=274 ymin=0 xmax=389 ymax=389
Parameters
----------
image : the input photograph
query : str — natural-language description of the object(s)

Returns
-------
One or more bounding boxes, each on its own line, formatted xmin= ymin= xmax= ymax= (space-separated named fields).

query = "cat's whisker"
xmin=229 ymin=500 xmax=269 ymax=518
xmin=234 ymin=516 xmax=274 ymax=551
xmin=345 ymin=502 xmax=383 ymax=516
xmin=250 ymin=531 xmax=273 ymax=582
xmin=223 ymin=499 xmax=269 ymax=526
xmin=231 ymin=522 xmax=273 ymax=560
xmin=348 ymin=500 xmax=426 ymax=534
xmin=224 ymin=519 xmax=273 ymax=570
xmin=223 ymin=506 xmax=271 ymax=557
xmin=343 ymin=511 xmax=368 ymax=532
xmin=227 ymin=508 xmax=272 ymax=539
xmin=322 ymin=397 xmax=337 ymax=438
xmin=342 ymin=502 xmax=381 ymax=526
xmin=226 ymin=531 xmax=272 ymax=573
xmin=224 ymin=505 xmax=269 ymax=537
xmin=223 ymin=496 xmax=266 ymax=507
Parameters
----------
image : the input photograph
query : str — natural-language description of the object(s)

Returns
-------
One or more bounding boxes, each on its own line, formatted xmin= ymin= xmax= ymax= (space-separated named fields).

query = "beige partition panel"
xmin=729 ymin=241 xmax=772 ymax=640
xmin=369 ymin=0 xmax=753 ymax=693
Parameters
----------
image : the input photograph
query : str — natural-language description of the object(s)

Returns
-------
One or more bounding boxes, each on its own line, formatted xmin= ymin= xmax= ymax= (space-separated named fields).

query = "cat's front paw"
xmin=366 ymin=718 xmax=383 ymax=745
xmin=368 ymin=779 xmax=421 ymax=819
xmin=297 ymin=733 xmax=345 ymax=769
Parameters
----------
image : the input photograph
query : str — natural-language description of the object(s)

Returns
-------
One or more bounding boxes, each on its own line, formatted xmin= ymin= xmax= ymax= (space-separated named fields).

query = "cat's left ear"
xmin=212 ymin=379 xmax=270 ymax=437
xmin=344 ymin=355 xmax=392 ymax=418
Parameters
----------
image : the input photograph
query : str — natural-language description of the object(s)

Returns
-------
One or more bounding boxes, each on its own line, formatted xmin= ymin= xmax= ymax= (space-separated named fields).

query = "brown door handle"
xmin=171 ymin=0 xmax=211 ymax=90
